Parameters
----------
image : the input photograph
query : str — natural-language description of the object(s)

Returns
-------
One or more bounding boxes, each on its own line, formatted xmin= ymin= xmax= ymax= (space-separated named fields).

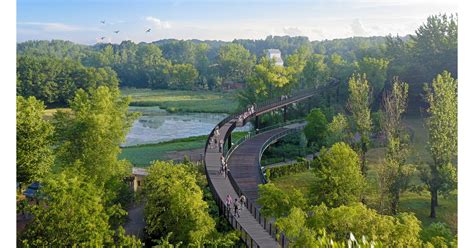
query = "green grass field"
xmin=271 ymin=116 xmax=457 ymax=232
xmin=119 ymin=132 xmax=247 ymax=167
xmin=119 ymin=135 xmax=208 ymax=167
xmin=121 ymin=88 xmax=239 ymax=113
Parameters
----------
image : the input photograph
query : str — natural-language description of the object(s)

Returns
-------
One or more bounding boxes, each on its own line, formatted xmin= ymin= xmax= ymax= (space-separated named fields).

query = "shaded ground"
xmin=123 ymin=202 xmax=145 ymax=239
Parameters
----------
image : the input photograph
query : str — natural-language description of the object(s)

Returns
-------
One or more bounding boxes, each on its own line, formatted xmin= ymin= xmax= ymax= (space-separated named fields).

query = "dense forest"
xmin=17 ymin=13 xmax=457 ymax=113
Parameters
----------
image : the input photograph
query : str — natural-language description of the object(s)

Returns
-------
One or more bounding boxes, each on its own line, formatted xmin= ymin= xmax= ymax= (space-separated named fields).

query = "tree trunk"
xmin=390 ymin=191 xmax=400 ymax=215
xmin=430 ymin=188 xmax=437 ymax=218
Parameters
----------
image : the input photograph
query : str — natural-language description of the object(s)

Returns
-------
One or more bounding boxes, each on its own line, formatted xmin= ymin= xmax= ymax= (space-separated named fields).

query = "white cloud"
xmin=145 ymin=16 xmax=171 ymax=29
xmin=17 ymin=22 xmax=100 ymax=32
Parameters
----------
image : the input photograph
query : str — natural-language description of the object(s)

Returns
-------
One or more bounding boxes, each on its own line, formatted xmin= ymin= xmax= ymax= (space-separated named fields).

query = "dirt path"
xmin=123 ymin=202 xmax=145 ymax=239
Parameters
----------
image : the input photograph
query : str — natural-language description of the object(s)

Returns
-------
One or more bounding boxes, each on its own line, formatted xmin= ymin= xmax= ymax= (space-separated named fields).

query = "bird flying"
xmin=145 ymin=28 xmax=151 ymax=33
xmin=100 ymin=20 xmax=105 ymax=24
xmin=100 ymin=37 xmax=106 ymax=40
xmin=114 ymin=30 xmax=120 ymax=34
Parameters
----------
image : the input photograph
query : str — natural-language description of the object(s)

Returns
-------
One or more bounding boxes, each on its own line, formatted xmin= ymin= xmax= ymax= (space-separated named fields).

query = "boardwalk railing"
xmin=224 ymin=125 xmax=305 ymax=248
xmin=203 ymin=87 xmax=321 ymax=247
xmin=224 ymin=119 xmax=305 ymax=159
xmin=257 ymin=126 xmax=306 ymax=184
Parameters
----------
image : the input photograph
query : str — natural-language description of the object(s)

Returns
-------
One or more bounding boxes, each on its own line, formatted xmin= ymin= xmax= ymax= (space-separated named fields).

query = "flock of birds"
xmin=98 ymin=20 xmax=152 ymax=41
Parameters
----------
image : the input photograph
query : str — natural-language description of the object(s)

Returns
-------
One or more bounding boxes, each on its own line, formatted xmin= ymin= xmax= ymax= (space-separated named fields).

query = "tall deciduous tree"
xmin=237 ymin=57 xmax=290 ymax=108
xmin=307 ymin=203 xmax=422 ymax=246
xmin=302 ymin=54 xmax=330 ymax=89
xmin=257 ymin=183 xmax=307 ymax=218
xmin=303 ymin=108 xmax=328 ymax=149
xmin=327 ymin=113 xmax=351 ymax=146
xmin=378 ymin=78 xmax=414 ymax=214
xmin=347 ymin=73 xmax=372 ymax=176
xmin=311 ymin=142 xmax=366 ymax=207
xmin=20 ymin=171 xmax=141 ymax=247
xmin=217 ymin=43 xmax=255 ymax=85
xmin=52 ymin=86 xmax=138 ymax=206
xmin=357 ymin=57 xmax=389 ymax=100
xmin=144 ymin=161 xmax=215 ymax=246
xmin=16 ymin=96 xmax=53 ymax=186
xmin=422 ymin=71 xmax=457 ymax=218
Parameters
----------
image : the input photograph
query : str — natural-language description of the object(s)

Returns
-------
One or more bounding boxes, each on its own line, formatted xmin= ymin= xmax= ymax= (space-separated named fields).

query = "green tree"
xmin=20 ymin=171 xmax=141 ymax=247
xmin=303 ymin=108 xmax=328 ymax=149
xmin=421 ymin=222 xmax=454 ymax=246
xmin=274 ymin=207 xmax=317 ymax=247
xmin=307 ymin=203 xmax=422 ymax=246
xmin=257 ymin=183 xmax=307 ymax=218
xmin=302 ymin=54 xmax=330 ymax=89
xmin=216 ymin=43 xmax=255 ymax=85
xmin=411 ymin=14 xmax=458 ymax=80
xmin=237 ymin=57 xmax=290 ymax=108
xmin=52 ymin=86 xmax=138 ymax=206
xmin=17 ymin=55 xmax=119 ymax=106
xmin=144 ymin=161 xmax=216 ymax=246
xmin=422 ymin=71 xmax=457 ymax=218
xmin=327 ymin=113 xmax=351 ymax=146
xmin=378 ymin=78 xmax=415 ymax=214
xmin=311 ymin=142 xmax=365 ymax=207
xmin=16 ymin=96 xmax=53 ymax=186
xmin=347 ymin=73 xmax=372 ymax=176
xmin=167 ymin=63 xmax=199 ymax=90
xmin=357 ymin=57 xmax=389 ymax=99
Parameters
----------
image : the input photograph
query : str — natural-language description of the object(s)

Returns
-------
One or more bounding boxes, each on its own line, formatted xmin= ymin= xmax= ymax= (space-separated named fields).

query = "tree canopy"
xmin=303 ymin=108 xmax=329 ymax=149
xmin=144 ymin=161 xmax=216 ymax=246
xmin=311 ymin=142 xmax=366 ymax=207
xmin=20 ymin=171 xmax=141 ymax=247
xmin=16 ymin=96 xmax=54 ymax=186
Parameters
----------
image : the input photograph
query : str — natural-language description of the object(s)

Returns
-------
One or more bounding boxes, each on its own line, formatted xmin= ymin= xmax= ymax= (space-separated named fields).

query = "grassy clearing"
xmin=119 ymin=135 xmax=207 ymax=167
xmin=119 ymin=132 xmax=247 ymax=167
xmin=399 ymin=191 xmax=457 ymax=231
xmin=121 ymin=88 xmax=239 ymax=113
xmin=271 ymin=170 xmax=315 ymax=198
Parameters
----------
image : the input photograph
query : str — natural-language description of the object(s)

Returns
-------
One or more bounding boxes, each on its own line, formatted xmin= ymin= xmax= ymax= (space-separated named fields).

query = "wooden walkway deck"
xmin=227 ymin=125 xmax=305 ymax=204
xmin=204 ymin=88 xmax=318 ymax=247
xmin=206 ymin=122 xmax=279 ymax=248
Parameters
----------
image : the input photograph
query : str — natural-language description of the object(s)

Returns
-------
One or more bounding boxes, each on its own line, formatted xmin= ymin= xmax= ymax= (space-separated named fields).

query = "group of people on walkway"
xmin=225 ymin=194 xmax=246 ymax=218
xmin=237 ymin=104 xmax=255 ymax=123
xmin=208 ymin=127 xmax=221 ymax=150
xmin=219 ymin=155 xmax=230 ymax=178
xmin=280 ymin=95 xmax=288 ymax=101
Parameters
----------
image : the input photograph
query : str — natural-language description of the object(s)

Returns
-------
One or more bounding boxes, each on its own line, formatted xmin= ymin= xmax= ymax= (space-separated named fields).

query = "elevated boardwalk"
xmin=204 ymin=88 xmax=318 ymax=247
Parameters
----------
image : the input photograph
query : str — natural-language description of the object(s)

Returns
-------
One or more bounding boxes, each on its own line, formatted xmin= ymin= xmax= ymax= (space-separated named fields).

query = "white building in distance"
xmin=266 ymin=49 xmax=284 ymax=66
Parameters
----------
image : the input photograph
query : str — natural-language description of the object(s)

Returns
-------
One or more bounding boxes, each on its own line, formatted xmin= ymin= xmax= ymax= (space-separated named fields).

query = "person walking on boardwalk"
xmin=234 ymin=198 xmax=240 ymax=218
xmin=225 ymin=194 xmax=232 ymax=216
xmin=219 ymin=139 xmax=224 ymax=152
xmin=224 ymin=163 xmax=230 ymax=179
xmin=239 ymin=194 xmax=247 ymax=209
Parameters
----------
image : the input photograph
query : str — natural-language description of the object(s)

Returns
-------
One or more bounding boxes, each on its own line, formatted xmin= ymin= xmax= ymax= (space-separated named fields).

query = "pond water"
xmin=123 ymin=106 xmax=252 ymax=146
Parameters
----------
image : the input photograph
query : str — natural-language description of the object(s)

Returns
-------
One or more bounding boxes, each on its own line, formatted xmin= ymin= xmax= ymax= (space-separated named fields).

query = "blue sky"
xmin=17 ymin=0 xmax=457 ymax=44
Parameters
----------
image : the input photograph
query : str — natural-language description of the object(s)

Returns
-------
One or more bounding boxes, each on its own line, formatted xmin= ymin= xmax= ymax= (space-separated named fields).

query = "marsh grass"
xmin=121 ymin=88 xmax=239 ymax=113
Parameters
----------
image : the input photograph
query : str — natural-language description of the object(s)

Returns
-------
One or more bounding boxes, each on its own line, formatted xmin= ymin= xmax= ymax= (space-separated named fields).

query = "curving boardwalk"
xmin=204 ymin=89 xmax=318 ymax=247
xmin=227 ymin=123 xmax=305 ymax=204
